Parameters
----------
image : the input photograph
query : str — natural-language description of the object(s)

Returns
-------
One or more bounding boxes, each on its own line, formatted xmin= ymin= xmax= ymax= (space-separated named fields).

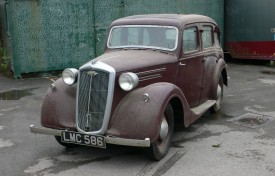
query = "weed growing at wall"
xmin=0 ymin=46 xmax=10 ymax=73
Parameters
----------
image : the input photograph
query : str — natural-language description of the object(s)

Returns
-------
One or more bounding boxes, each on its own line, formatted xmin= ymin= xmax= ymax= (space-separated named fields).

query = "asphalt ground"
xmin=0 ymin=61 xmax=275 ymax=176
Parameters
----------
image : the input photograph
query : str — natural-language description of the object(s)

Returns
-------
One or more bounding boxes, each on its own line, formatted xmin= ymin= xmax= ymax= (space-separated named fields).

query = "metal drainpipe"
xmin=4 ymin=0 xmax=10 ymax=36
xmin=120 ymin=0 xmax=125 ymax=17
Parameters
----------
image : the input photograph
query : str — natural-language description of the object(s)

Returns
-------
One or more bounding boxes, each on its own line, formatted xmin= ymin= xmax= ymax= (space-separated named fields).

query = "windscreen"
xmin=108 ymin=25 xmax=178 ymax=51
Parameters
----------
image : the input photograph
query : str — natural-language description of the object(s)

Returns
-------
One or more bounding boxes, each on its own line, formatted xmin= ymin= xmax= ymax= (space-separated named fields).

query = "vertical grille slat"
xmin=77 ymin=70 xmax=109 ymax=132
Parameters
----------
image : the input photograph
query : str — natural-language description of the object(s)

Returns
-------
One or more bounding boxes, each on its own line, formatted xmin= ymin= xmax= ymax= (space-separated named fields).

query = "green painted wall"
xmin=5 ymin=0 xmax=224 ymax=78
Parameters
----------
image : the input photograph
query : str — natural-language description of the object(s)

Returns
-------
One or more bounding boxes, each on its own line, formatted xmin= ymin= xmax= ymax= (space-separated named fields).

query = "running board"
xmin=191 ymin=100 xmax=216 ymax=116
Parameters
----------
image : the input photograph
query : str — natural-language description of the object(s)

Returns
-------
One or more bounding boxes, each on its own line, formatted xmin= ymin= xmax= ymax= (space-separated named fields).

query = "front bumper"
xmin=29 ymin=125 xmax=150 ymax=147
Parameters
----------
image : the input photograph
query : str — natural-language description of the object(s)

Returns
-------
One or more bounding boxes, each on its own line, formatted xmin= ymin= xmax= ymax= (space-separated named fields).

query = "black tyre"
xmin=211 ymin=76 xmax=224 ymax=112
xmin=55 ymin=136 xmax=76 ymax=148
xmin=149 ymin=103 xmax=174 ymax=160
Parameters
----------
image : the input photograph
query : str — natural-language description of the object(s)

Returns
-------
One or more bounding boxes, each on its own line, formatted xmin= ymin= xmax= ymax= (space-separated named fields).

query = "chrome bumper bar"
xmin=29 ymin=125 xmax=150 ymax=147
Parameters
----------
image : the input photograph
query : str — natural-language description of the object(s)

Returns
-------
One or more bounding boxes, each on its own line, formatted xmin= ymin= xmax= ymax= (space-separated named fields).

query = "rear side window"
xmin=182 ymin=27 xmax=198 ymax=53
xmin=202 ymin=26 xmax=213 ymax=49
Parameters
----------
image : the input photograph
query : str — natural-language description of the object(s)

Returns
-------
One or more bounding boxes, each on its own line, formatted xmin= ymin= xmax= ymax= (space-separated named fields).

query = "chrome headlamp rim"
xmin=119 ymin=72 xmax=139 ymax=91
xmin=62 ymin=68 xmax=79 ymax=85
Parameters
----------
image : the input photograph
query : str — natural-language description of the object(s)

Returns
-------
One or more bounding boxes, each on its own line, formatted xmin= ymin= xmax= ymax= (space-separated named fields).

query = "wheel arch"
xmin=209 ymin=59 xmax=228 ymax=99
xmin=170 ymin=96 xmax=185 ymax=129
xmin=221 ymin=67 xmax=228 ymax=86
xmin=41 ymin=78 xmax=76 ymax=129
xmin=106 ymin=82 xmax=190 ymax=142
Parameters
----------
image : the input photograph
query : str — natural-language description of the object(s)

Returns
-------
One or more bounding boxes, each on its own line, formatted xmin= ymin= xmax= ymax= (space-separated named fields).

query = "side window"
xmin=202 ymin=26 xmax=213 ymax=49
xmin=182 ymin=26 xmax=198 ymax=53
xmin=214 ymin=31 xmax=220 ymax=48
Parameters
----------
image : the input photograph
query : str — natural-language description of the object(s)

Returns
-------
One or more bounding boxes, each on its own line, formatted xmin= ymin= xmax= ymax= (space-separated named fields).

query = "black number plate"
xmin=61 ymin=131 xmax=106 ymax=148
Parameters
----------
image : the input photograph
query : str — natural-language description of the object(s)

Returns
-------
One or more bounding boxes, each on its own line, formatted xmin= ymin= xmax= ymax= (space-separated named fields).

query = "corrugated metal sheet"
xmin=5 ymin=0 xmax=224 ymax=78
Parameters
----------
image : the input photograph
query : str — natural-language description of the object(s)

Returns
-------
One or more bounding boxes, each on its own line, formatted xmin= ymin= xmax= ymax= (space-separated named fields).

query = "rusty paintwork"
xmin=41 ymin=79 xmax=76 ymax=130
xmin=40 ymin=14 xmax=227 ymax=142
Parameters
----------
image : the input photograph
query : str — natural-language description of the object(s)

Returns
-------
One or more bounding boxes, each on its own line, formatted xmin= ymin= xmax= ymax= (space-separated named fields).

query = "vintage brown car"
xmin=30 ymin=14 xmax=228 ymax=160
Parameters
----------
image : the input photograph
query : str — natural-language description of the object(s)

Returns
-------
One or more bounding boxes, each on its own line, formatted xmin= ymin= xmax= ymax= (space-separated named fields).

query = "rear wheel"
xmin=55 ymin=136 xmax=76 ymax=148
xmin=211 ymin=76 xmax=224 ymax=112
xmin=149 ymin=103 xmax=174 ymax=160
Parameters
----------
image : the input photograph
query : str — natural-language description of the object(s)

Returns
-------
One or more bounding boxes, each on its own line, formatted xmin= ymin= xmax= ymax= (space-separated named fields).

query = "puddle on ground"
xmin=227 ymin=113 xmax=274 ymax=128
xmin=261 ymin=70 xmax=275 ymax=75
xmin=0 ymin=88 xmax=36 ymax=100
xmin=239 ymin=117 xmax=267 ymax=126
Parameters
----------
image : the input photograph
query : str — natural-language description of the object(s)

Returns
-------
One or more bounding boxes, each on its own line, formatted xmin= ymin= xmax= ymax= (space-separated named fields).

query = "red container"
xmin=225 ymin=0 xmax=275 ymax=60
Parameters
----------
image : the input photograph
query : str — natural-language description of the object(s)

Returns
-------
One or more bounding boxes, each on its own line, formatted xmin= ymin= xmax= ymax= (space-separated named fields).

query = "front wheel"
xmin=211 ymin=76 xmax=224 ymax=112
xmin=148 ymin=103 xmax=174 ymax=160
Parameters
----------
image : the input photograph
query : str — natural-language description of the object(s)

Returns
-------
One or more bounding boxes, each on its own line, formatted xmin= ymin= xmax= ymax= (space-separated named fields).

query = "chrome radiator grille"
xmin=77 ymin=70 xmax=109 ymax=132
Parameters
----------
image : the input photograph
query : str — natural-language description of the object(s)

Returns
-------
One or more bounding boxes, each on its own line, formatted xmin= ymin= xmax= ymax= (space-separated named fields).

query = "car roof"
xmin=110 ymin=14 xmax=218 ymax=28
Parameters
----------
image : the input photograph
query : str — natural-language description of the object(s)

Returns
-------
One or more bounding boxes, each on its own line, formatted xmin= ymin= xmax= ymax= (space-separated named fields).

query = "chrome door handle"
xmin=179 ymin=62 xmax=186 ymax=66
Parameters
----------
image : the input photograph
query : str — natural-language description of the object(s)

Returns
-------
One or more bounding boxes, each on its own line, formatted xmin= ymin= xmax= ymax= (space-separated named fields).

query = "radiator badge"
xmin=87 ymin=71 xmax=98 ymax=77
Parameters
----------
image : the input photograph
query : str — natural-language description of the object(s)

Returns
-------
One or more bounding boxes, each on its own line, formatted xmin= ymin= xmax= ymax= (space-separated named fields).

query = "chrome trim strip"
xmin=136 ymin=68 xmax=166 ymax=76
xmin=139 ymin=74 xmax=162 ymax=81
xmin=77 ymin=61 xmax=116 ymax=135
xmin=29 ymin=125 xmax=151 ymax=147
xmin=106 ymin=136 xmax=150 ymax=147
xmin=30 ymin=125 xmax=61 ymax=136
xmin=100 ymin=55 xmax=120 ymax=62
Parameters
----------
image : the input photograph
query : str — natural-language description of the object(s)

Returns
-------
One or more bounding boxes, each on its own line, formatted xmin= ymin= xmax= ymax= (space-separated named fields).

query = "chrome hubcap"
xmin=160 ymin=116 xmax=169 ymax=140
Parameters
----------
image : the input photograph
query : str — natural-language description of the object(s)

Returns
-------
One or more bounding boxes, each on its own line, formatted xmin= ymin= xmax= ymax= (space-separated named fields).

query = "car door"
xmin=199 ymin=24 xmax=219 ymax=104
xmin=177 ymin=25 xmax=204 ymax=108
